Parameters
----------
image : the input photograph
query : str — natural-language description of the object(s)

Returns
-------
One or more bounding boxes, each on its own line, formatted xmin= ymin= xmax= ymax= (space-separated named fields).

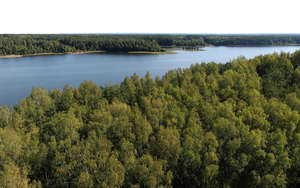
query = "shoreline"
xmin=127 ymin=51 xmax=177 ymax=55
xmin=0 ymin=50 xmax=176 ymax=58
xmin=163 ymin=47 xmax=205 ymax=51
xmin=0 ymin=50 xmax=106 ymax=59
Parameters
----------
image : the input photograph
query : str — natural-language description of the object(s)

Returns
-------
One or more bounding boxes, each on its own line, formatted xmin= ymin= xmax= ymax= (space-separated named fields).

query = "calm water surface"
xmin=1 ymin=46 xmax=300 ymax=105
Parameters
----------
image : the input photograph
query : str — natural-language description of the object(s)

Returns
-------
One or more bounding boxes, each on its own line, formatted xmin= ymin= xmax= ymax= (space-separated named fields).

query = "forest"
xmin=0 ymin=35 xmax=164 ymax=55
xmin=203 ymin=35 xmax=300 ymax=46
xmin=1 ymin=34 xmax=300 ymax=56
xmin=139 ymin=34 xmax=300 ymax=47
xmin=1 ymin=50 xmax=300 ymax=187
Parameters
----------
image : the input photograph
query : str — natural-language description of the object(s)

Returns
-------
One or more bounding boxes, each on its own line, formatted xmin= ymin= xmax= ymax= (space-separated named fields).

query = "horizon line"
xmin=1 ymin=33 xmax=300 ymax=35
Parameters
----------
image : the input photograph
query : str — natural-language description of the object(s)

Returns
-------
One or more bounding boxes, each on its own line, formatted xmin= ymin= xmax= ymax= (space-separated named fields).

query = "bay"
xmin=1 ymin=46 xmax=300 ymax=105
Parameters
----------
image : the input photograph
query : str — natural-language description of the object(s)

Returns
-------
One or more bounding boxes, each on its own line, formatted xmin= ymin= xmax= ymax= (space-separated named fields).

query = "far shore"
xmin=0 ymin=50 xmax=177 ymax=58
xmin=0 ymin=51 xmax=105 ymax=59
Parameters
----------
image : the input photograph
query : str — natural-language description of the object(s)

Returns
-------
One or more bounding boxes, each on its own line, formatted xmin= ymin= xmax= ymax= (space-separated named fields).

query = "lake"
xmin=1 ymin=46 xmax=300 ymax=106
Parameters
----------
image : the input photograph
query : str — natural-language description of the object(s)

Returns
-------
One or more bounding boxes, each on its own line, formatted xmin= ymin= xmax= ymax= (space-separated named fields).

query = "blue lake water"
xmin=1 ymin=46 xmax=300 ymax=105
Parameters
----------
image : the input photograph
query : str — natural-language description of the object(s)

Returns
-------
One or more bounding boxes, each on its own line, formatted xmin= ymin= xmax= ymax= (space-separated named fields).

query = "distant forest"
xmin=1 ymin=34 xmax=300 ymax=55
xmin=1 ymin=51 xmax=300 ymax=187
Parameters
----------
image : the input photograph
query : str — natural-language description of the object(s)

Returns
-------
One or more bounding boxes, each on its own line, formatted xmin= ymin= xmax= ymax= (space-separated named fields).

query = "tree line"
xmin=0 ymin=35 xmax=163 ymax=55
xmin=1 ymin=50 xmax=300 ymax=187
xmin=203 ymin=35 xmax=300 ymax=46
xmin=2 ymin=34 xmax=300 ymax=56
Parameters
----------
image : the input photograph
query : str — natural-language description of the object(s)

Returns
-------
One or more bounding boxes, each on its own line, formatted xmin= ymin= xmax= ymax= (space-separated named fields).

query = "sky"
xmin=1 ymin=0 xmax=300 ymax=34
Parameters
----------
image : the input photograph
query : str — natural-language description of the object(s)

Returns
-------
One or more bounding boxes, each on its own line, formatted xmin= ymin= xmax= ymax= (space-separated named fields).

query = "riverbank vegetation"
xmin=1 ymin=50 xmax=300 ymax=187
xmin=1 ymin=34 xmax=300 ymax=56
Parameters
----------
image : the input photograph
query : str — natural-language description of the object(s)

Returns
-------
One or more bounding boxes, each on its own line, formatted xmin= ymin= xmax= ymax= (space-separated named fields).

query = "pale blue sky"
xmin=1 ymin=0 xmax=300 ymax=34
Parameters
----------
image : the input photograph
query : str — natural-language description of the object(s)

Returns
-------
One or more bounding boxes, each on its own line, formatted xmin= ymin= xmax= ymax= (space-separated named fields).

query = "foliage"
xmin=1 ymin=51 xmax=300 ymax=187
xmin=0 ymin=35 xmax=163 ymax=55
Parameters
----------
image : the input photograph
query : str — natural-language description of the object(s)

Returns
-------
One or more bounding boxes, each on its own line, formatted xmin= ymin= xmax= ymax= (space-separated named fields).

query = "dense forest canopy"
xmin=1 ymin=34 xmax=300 ymax=55
xmin=0 ymin=35 xmax=163 ymax=55
xmin=1 ymin=50 xmax=300 ymax=187
xmin=203 ymin=35 xmax=300 ymax=46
